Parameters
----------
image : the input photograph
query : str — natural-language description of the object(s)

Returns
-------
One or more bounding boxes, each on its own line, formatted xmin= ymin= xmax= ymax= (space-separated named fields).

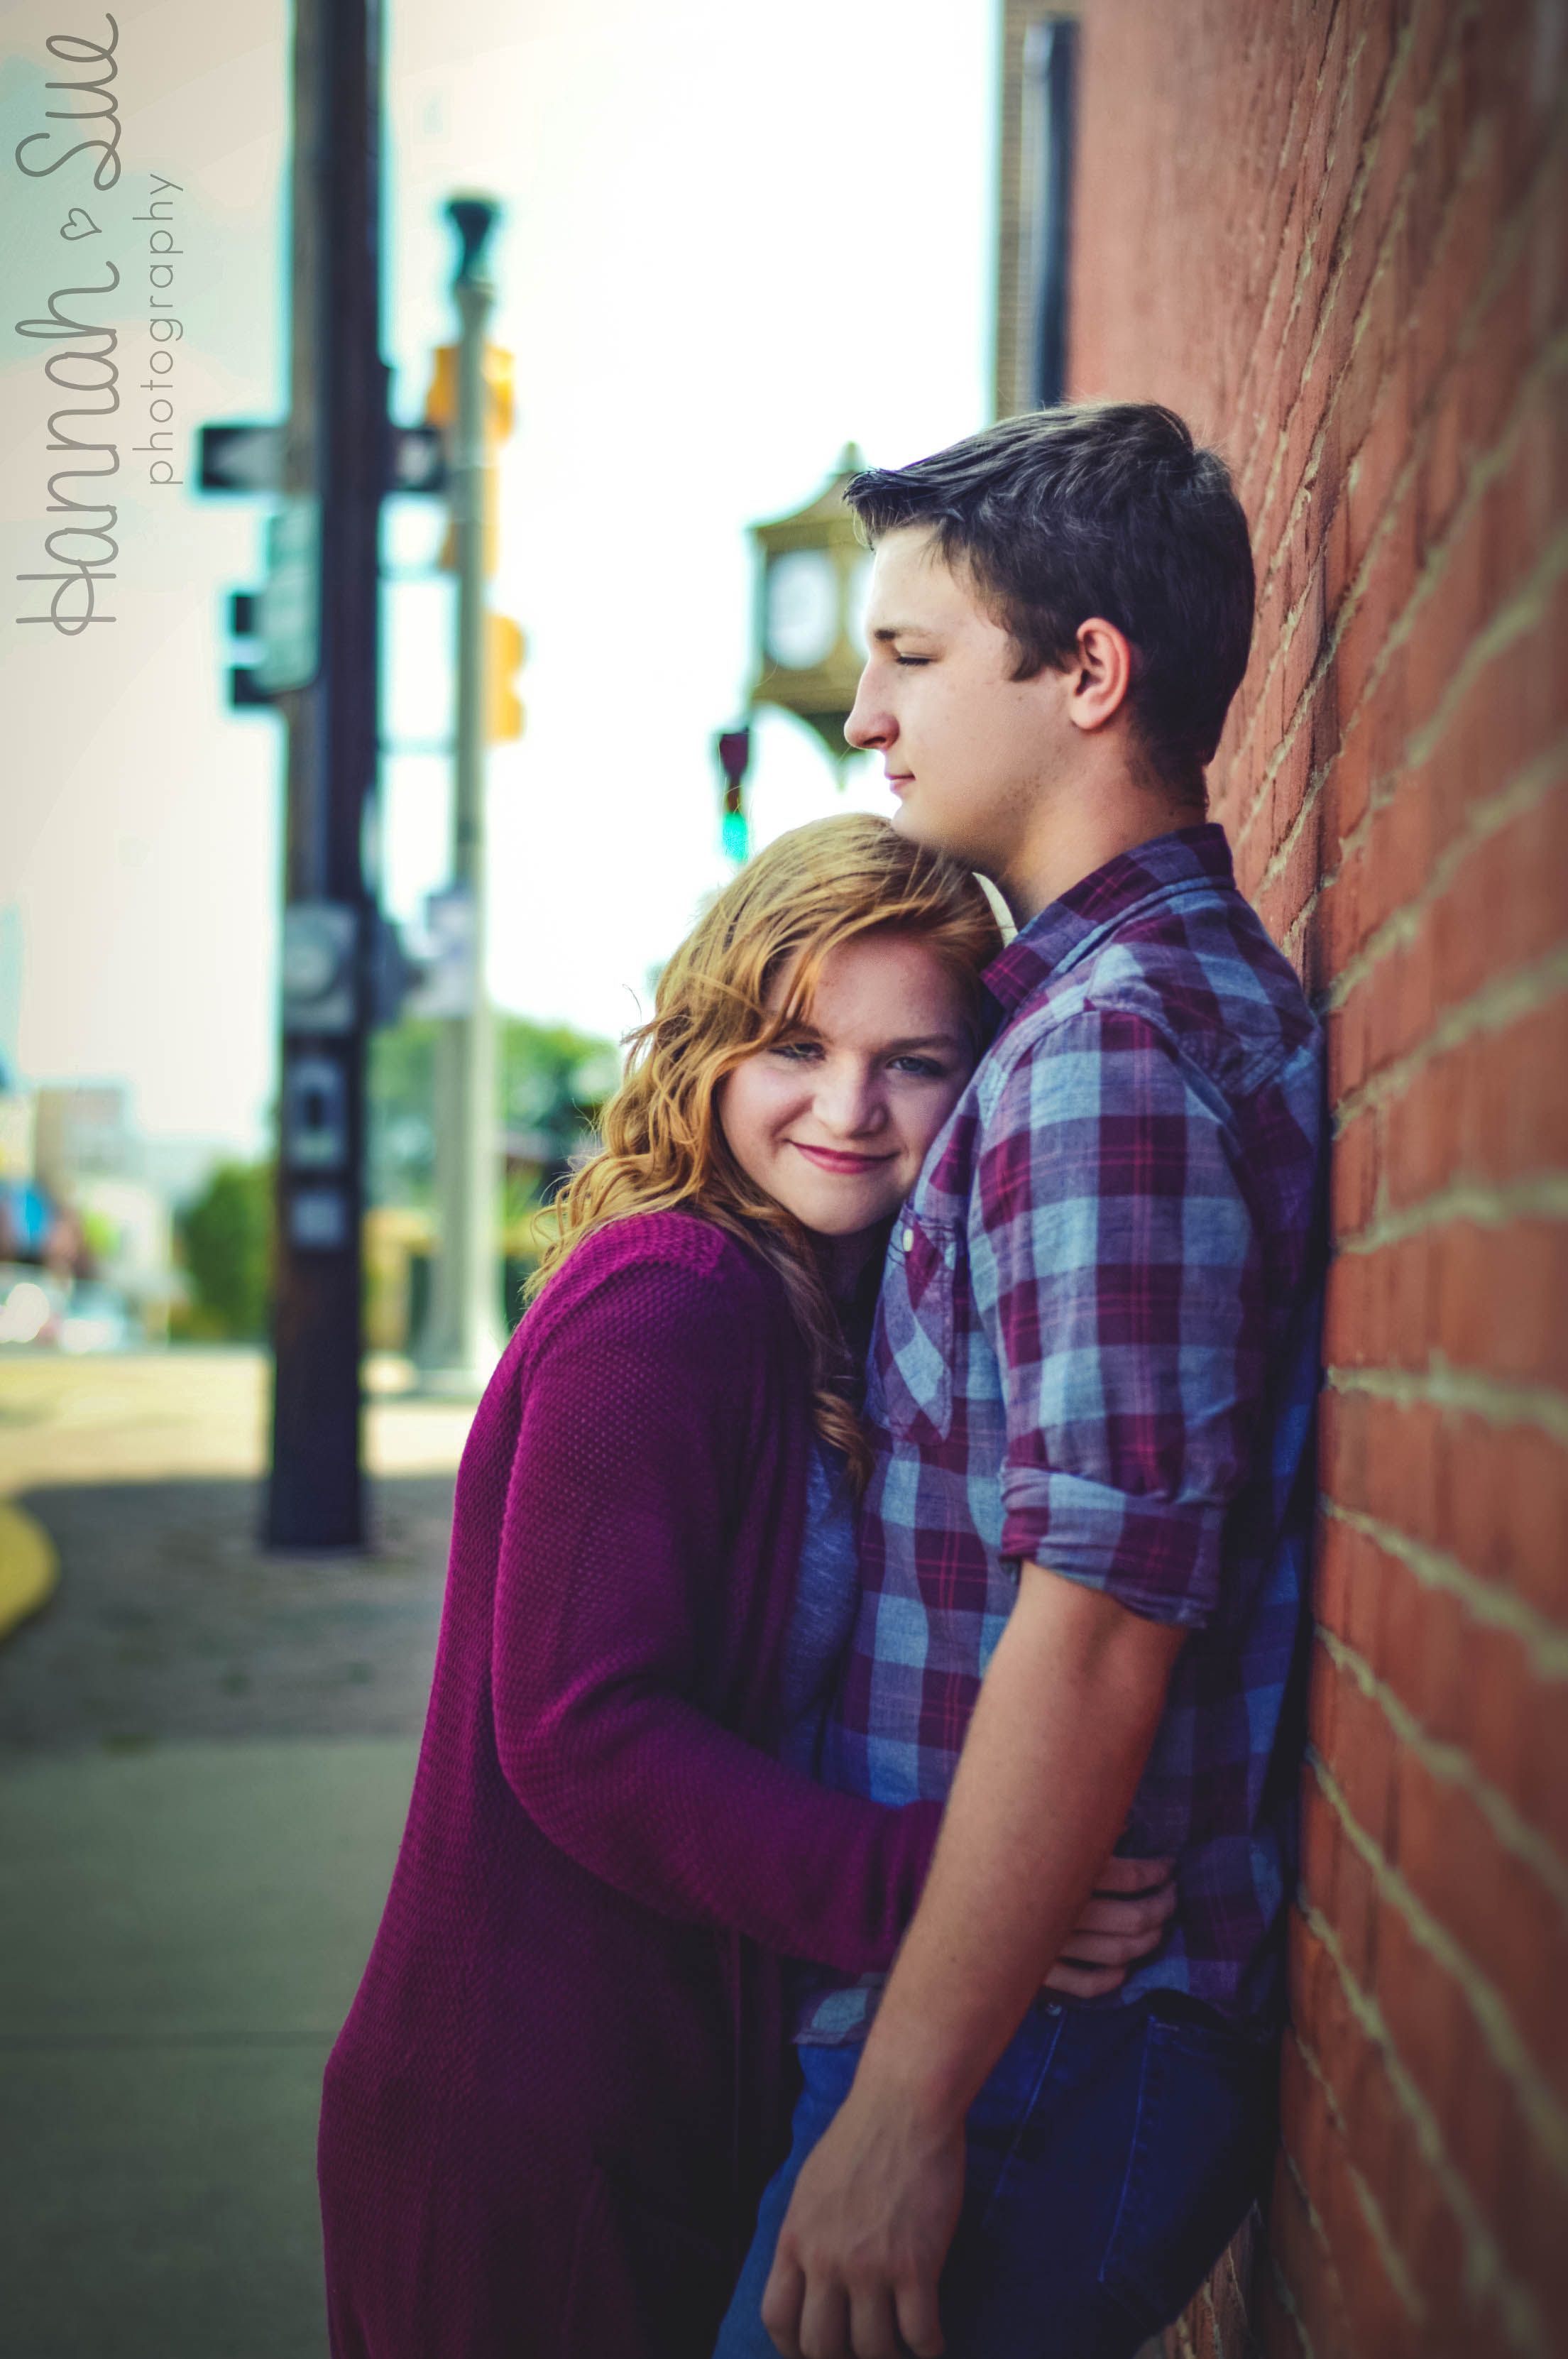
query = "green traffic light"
xmin=720 ymin=809 xmax=750 ymax=864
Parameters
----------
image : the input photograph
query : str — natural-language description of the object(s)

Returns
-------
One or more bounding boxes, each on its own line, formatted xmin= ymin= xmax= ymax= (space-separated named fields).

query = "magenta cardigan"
xmin=318 ymin=1212 xmax=941 ymax=2359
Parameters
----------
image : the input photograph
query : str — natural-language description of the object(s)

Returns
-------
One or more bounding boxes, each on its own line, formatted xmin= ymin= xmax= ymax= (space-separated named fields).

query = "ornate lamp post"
xmin=716 ymin=444 xmax=872 ymax=861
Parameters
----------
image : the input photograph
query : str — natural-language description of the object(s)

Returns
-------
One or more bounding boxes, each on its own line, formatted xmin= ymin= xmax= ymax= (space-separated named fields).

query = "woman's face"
xmin=718 ymin=930 xmax=976 ymax=1238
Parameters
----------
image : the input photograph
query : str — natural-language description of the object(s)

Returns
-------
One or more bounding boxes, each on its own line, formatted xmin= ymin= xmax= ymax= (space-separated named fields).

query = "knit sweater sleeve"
xmin=489 ymin=1225 xmax=940 ymax=1976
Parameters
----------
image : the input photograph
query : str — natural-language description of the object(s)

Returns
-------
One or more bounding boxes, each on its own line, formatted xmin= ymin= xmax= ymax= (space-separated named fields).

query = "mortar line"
xmin=1290 ymin=1927 xmax=1547 ymax=2357
xmin=1321 ymin=1499 xmax=1568 ymax=1677
xmin=1336 ymin=1171 xmax=1568 ymax=1253
xmin=1311 ymin=718 xmax=1568 ymax=1017
xmin=1324 ymin=1358 xmax=1568 ymax=1446
xmin=1231 ymin=120 xmax=1568 ymax=863
xmin=1290 ymin=2025 xmax=1426 ymax=2321
xmin=1313 ymin=1624 xmax=1568 ymax=1917
xmin=1308 ymin=1753 xmax=1568 ymax=2180
xmin=1229 ymin=6 xmax=1486 ymax=782
xmin=1329 ymin=946 xmax=1568 ymax=1128
xmin=1247 ymin=349 xmax=1568 ymax=899
xmin=1232 ymin=1 xmax=1427 ymax=508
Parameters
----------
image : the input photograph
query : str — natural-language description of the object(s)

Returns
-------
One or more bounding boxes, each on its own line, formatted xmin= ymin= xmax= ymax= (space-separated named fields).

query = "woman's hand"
xmin=1041 ymin=1854 xmax=1176 ymax=2001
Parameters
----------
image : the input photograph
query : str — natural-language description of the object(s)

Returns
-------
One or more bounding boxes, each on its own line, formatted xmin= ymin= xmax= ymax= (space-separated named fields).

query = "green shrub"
xmin=177 ymin=1159 xmax=273 ymax=1340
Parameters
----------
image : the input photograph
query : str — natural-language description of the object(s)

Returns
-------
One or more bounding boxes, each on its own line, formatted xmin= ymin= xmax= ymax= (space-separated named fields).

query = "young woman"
xmin=318 ymin=815 xmax=1169 ymax=2359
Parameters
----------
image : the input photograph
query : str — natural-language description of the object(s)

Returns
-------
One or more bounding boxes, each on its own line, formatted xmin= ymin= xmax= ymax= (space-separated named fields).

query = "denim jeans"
xmin=713 ymin=1996 xmax=1276 ymax=2359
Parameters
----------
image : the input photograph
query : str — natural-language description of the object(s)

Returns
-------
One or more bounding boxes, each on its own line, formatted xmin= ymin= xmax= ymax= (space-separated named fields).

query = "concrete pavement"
xmin=0 ymin=1351 xmax=471 ymax=2359
xmin=0 ymin=1736 xmax=419 ymax=2359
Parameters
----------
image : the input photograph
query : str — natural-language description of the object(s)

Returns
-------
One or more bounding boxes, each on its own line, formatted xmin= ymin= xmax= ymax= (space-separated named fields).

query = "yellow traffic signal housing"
xmin=486 ymin=611 xmax=526 ymax=743
xmin=425 ymin=344 xmax=515 ymax=575
xmin=425 ymin=344 xmax=458 ymax=432
xmin=423 ymin=344 xmax=514 ymax=443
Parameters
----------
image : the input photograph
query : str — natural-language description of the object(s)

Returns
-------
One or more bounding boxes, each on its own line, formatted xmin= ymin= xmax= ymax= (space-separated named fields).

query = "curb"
xmin=0 ymin=1501 xmax=60 ymax=1643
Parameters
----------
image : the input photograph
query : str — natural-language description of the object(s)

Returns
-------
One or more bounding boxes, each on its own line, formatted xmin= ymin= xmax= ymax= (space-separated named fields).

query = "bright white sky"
xmin=1 ymin=0 xmax=997 ymax=1155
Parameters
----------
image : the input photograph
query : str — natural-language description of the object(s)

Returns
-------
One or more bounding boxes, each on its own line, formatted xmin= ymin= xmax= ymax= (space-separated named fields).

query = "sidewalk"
xmin=0 ymin=1734 xmax=420 ymax=2358
xmin=0 ymin=1352 xmax=471 ymax=2359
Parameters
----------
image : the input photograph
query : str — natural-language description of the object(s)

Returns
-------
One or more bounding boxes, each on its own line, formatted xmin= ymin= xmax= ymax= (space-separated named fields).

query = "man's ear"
xmin=1065 ymin=617 xmax=1136 ymax=735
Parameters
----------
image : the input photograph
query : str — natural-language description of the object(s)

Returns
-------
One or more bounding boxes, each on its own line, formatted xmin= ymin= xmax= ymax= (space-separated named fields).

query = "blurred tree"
xmin=369 ymin=1014 xmax=619 ymax=1217
xmin=176 ymin=1159 xmax=273 ymax=1340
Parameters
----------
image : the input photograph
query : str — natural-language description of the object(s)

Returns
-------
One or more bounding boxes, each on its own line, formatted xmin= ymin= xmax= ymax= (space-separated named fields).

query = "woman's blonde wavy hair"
xmin=530 ymin=813 xmax=1004 ymax=1483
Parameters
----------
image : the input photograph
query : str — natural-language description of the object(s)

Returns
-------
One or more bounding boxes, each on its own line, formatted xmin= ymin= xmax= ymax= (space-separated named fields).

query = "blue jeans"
xmin=713 ymin=1997 xmax=1276 ymax=2359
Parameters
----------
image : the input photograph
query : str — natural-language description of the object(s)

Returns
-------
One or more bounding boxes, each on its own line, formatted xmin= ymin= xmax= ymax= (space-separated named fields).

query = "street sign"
xmin=404 ymin=887 xmax=475 ymax=1019
xmin=280 ymin=902 xmax=359 ymax=1034
xmin=389 ymin=425 xmax=446 ymax=495
xmin=200 ymin=420 xmax=444 ymax=498
xmin=286 ymin=1186 xmax=351 ymax=1252
xmin=258 ymin=497 xmax=320 ymax=693
xmin=199 ymin=422 xmax=283 ymax=494
xmin=283 ymin=1051 xmax=350 ymax=1170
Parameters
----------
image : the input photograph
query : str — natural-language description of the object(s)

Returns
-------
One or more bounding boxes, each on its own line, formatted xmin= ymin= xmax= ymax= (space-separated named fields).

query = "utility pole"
xmin=420 ymin=199 xmax=508 ymax=1389
xmin=263 ymin=0 xmax=386 ymax=1545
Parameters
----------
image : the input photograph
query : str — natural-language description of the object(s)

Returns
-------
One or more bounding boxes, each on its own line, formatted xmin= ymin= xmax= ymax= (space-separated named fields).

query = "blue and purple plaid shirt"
xmin=800 ymin=826 xmax=1324 ymax=2039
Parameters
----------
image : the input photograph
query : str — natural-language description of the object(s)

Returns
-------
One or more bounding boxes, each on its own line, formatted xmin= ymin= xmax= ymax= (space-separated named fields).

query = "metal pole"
xmin=422 ymin=202 xmax=505 ymax=1387
xmin=263 ymin=0 xmax=384 ymax=1547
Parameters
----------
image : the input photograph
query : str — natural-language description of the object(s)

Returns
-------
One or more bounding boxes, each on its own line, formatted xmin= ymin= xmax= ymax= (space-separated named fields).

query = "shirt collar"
xmin=981 ymin=823 xmax=1237 ymax=1017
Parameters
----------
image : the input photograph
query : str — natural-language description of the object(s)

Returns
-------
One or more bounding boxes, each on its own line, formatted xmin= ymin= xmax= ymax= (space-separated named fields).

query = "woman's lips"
xmin=791 ymin=1142 xmax=894 ymax=1175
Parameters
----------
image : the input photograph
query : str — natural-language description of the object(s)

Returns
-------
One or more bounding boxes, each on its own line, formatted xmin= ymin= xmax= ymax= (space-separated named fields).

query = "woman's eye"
xmin=771 ymin=1039 xmax=821 ymax=1062
xmin=891 ymin=1056 xmax=947 ymax=1078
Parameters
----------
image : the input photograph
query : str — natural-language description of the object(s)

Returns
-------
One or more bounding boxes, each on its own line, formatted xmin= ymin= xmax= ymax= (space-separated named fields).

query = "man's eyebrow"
xmin=868 ymin=623 xmax=938 ymax=643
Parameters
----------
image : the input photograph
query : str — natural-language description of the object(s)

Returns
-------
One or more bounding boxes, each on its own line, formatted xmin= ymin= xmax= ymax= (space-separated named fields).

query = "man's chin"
xmin=891 ymin=793 xmax=982 ymax=868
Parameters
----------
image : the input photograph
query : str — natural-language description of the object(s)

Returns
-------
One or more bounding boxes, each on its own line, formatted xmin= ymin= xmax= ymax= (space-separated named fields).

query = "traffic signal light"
xmin=716 ymin=727 xmax=752 ymax=864
xmin=423 ymin=342 xmax=515 ymax=441
xmin=425 ymin=343 xmax=514 ymax=578
xmin=224 ymin=586 xmax=271 ymax=708
xmin=486 ymin=612 xmax=526 ymax=743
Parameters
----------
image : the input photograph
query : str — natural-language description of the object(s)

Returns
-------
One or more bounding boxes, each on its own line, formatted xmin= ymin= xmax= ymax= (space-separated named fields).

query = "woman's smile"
xmin=789 ymin=1141 xmax=898 ymax=1175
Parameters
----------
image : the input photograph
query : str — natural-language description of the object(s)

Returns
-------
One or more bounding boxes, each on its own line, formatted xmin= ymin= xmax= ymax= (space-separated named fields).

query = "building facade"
xmin=999 ymin=4 xmax=1568 ymax=2352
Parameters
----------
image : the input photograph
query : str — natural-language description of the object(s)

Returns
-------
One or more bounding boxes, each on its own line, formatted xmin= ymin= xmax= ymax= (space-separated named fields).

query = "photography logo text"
xmin=12 ymin=13 xmax=187 ymax=637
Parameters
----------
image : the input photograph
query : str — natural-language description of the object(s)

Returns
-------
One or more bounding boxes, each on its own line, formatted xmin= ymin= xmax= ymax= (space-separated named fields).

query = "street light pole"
xmin=263 ymin=0 xmax=385 ymax=1547
xmin=422 ymin=199 xmax=505 ymax=1389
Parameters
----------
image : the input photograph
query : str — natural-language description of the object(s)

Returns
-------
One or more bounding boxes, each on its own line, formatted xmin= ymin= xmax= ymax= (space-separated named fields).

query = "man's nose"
xmin=845 ymin=667 xmax=891 ymax=752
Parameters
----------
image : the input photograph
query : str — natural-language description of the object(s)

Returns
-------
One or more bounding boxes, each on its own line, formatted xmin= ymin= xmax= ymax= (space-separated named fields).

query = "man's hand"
xmin=760 ymin=2076 xmax=962 ymax=2359
xmin=760 ymin=1570 xmax=1183 ymax=2357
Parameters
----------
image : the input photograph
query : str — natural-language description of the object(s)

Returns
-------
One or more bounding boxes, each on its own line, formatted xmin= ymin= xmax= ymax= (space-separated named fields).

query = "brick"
xmin=1300 ymin=1750 xmax=1342 ymax=1917
xmin=1382 ymin=990 xmax=1568 ymax=1208
xmin=1329 ymin=1107 xmax=1378 ymax=1244
xmin=1366 ymin=1888 xmax=1456 ymax=2116
xmin=1321 ymin=1389 xmax=1568 ymax=1632
xmin=1368 ymin=1545 xmax=1474 ymax=1756
xmin=1258 ymin=2273 xmax=1304 ymax=2359
xmin=1065 ymin=4 xmax=1568 ymax=2348
xmin=1464 ymin=2044 xmax=1568 ymax=2321
xmin=1392 ymin=1744 xmax=1568 ymax=2096
xmin=1268 ymin=2139 xmax=1349 ymax=2359
xmin=1325 ymin=1220 xmax=1568 ymax=1389
xmin=1322 ymin=1658 xmax=1400 ymax=1858
xmin=1303 ymin=2074 xmax=1425 ymax=2359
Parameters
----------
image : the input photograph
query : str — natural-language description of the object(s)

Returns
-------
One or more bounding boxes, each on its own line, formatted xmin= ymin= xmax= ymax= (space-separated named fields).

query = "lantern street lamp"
xmin=716 ymin=445 xmax=872 ymax=862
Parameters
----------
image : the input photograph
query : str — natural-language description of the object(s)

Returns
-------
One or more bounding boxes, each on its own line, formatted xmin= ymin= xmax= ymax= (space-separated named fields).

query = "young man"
xmin=713 ymin=403 xmax=1325 ymax=2359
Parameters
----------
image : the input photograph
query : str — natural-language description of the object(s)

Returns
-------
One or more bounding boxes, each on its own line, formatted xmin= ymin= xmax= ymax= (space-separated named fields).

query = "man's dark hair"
xmin=845 ymin=403 xmax=1256 ymax=801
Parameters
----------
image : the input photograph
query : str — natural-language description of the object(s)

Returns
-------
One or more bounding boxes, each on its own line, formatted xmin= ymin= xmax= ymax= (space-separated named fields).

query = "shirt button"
xmin=901 ymin=1227 xmax=915 ymax=1252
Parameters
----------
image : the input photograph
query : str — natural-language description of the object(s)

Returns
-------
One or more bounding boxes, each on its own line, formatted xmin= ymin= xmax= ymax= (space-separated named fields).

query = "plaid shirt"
xmin=800 ymin=826 xmax=1324 ymax=2039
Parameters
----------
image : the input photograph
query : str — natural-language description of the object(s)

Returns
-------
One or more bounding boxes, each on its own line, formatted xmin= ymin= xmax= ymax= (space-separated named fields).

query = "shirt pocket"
xmin=870 ymin=1210 xmax=959 ymax=1445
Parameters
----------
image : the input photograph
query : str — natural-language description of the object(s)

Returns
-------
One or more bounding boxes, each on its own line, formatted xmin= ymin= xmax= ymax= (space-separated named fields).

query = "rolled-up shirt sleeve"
xmin=972 ymin=1004 xmax=1269 ymax=1627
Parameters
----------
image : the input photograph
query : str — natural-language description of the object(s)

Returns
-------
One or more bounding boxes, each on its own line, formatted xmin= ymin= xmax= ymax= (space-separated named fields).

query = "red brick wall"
xmin=1068 ymin=4 xmax=1568 ymax=2354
